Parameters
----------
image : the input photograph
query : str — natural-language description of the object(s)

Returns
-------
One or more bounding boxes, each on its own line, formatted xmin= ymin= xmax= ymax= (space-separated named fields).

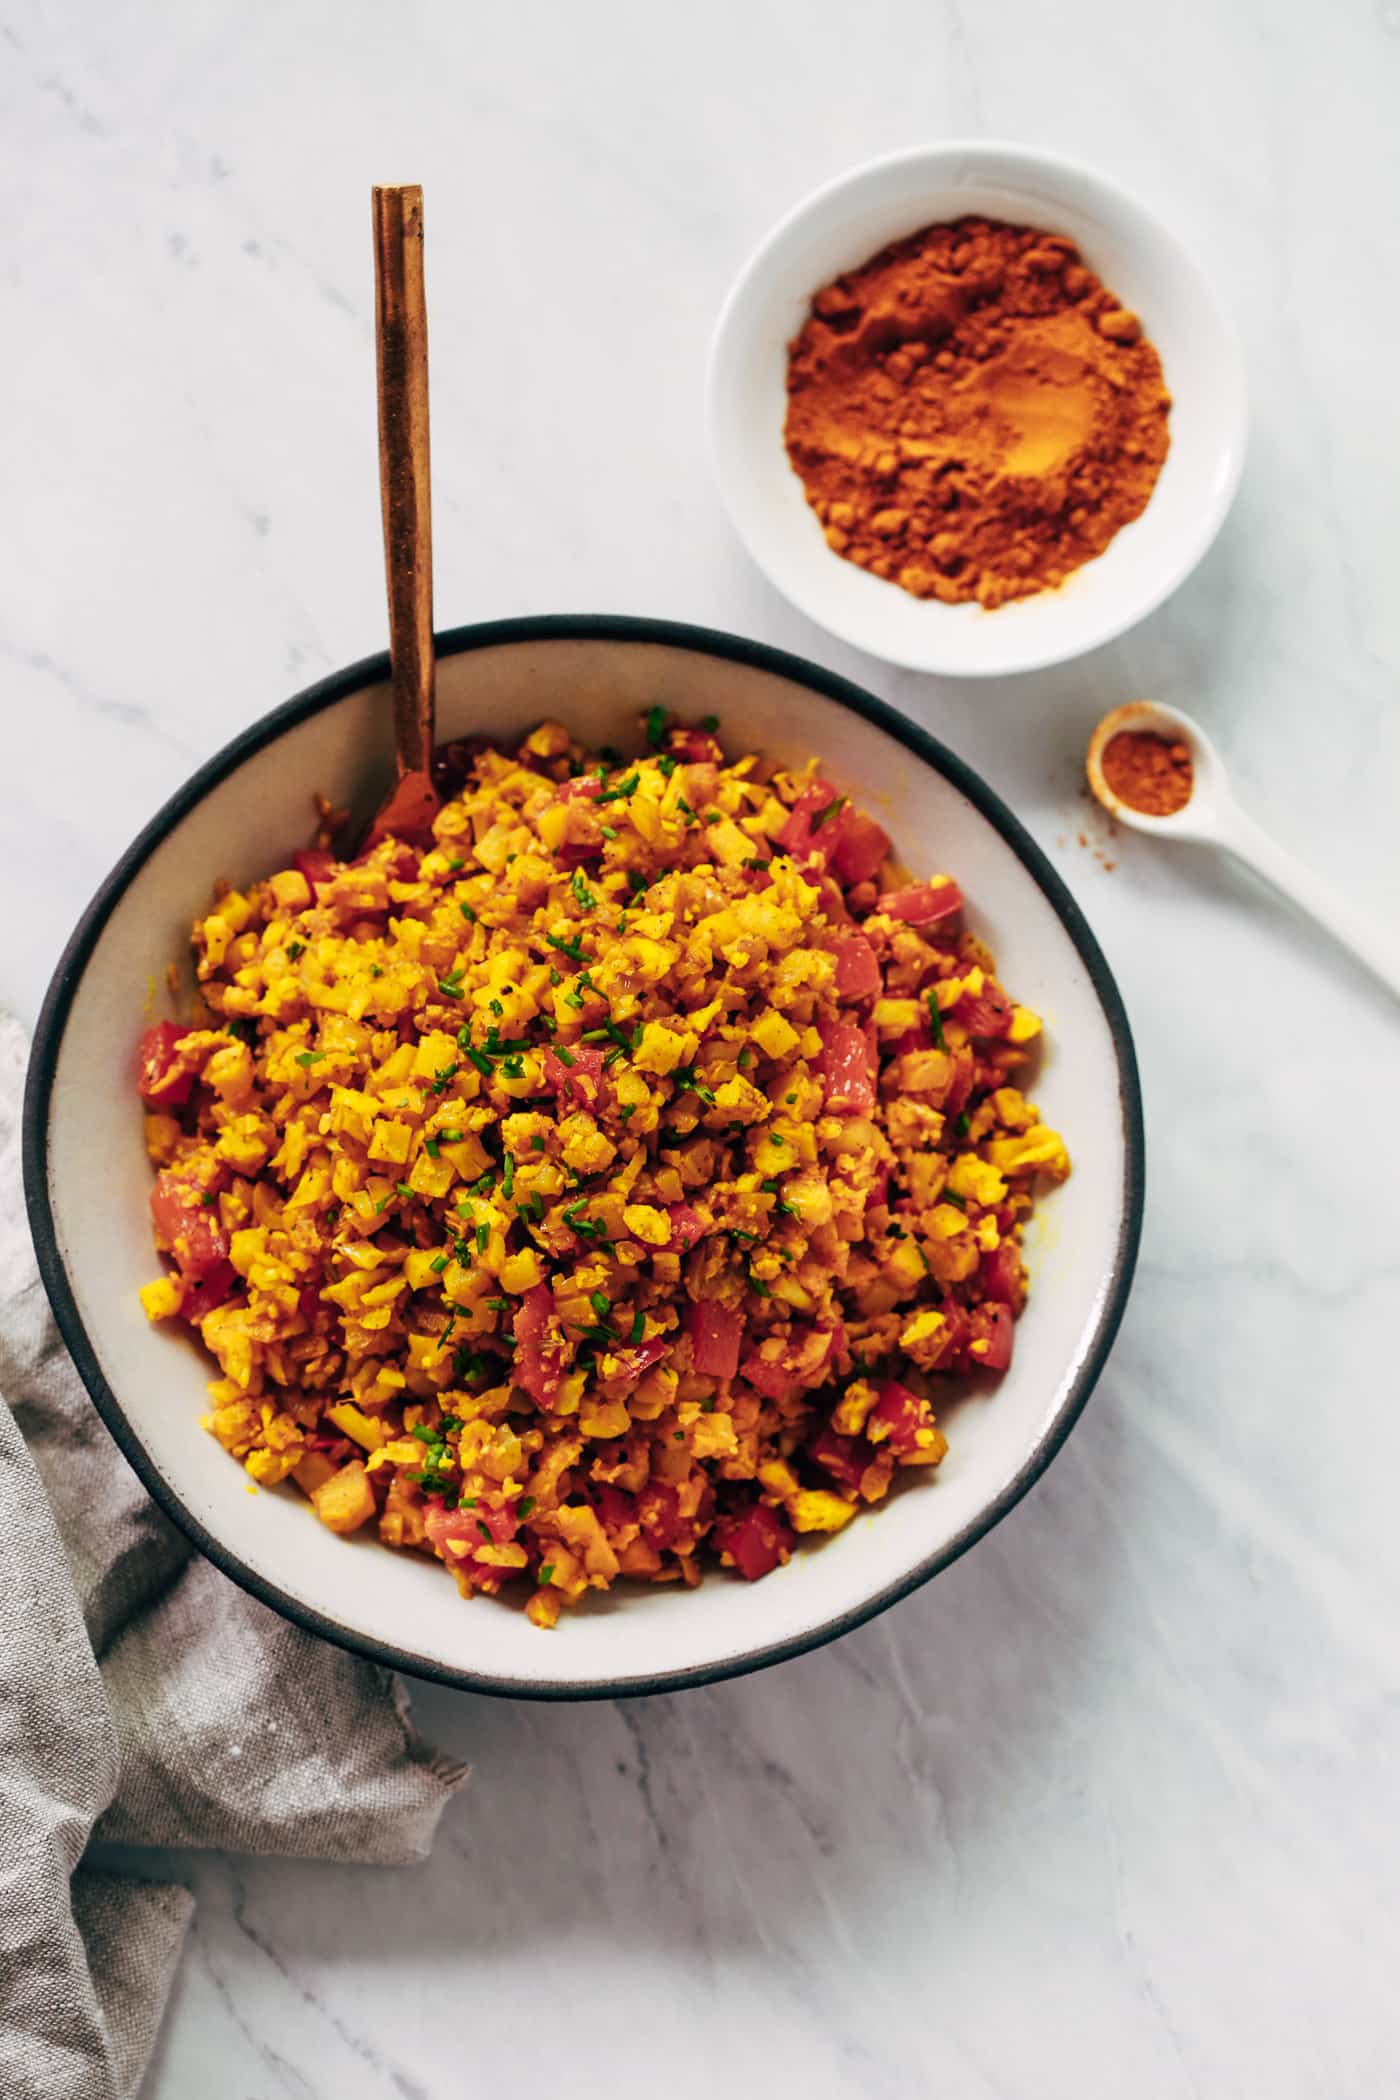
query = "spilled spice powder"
xmin=784 ymin=217 xmax=1172 ymax=609
xmin=1100 ymin=730 xmax=1193 ymax=815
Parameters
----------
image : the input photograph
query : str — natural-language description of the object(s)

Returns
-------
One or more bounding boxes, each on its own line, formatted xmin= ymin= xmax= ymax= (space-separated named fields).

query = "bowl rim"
xmin=22 ymin=613 xmax=1145 ymax=1700
xmin=706 ymin=136 xmax=1249 ymax=677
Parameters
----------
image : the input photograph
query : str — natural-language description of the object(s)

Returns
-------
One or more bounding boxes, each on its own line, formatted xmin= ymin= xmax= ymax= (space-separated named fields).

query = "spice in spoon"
xmin=1100 ymin=729 xmax=1193 ymax=815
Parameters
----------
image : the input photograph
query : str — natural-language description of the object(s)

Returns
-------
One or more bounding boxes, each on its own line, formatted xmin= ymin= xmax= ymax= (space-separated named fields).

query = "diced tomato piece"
xmin=740 ymin=1351 xmax=800 ymax=1402
xmin=591 ymin=1482 xmax=638 ymax=1532
xmin=605 ymin=1337 xmax=668 ymax=1389
xmin=543 ymin=1044 xmax=606 ymax=1112
xmin=777 ymin=780 xmax=845 ymax=861
xmin=179 ymin=1260 xmax=236 ymax=1323
xmin=956 ymin=981 xmax=1014 ymax=1038
xmin=149 ymin=1171 xmax=229 ymax=1278
xmin=879 ymin=880 xmax=964 ymax=926
xmin=425 ymin=1497 xmax=520 ymax=1583
xmin=671 ymin=731 xmax=724 ymax=765
xmin=554 ymin=832 xmax=604 ymax=869
xmin=713 ymin=1502 xmax=794 ymax=1581
xmin=832 ymin=932 xmax=881 ymax=1003
xmin=742 ymin=1322 xmax=839 ymax=1401
xmin=867 ymin=1380 xmax=934 ymax=1456
xmin=684 ymin=1299 xmax=744 ymax=1378
xmin=935 ymin=1299 xmax=971 ymax=1367
xmin=512 ymin=1284 xmax=565 ymax=1405
xmin=978 ymin=1241 xmax=1024 ymax=1308
xmin=816 ymin=1019 xmax=876 ymax=1114
xmin=891 ymin=1022 xmax=934 ymax=1059
xmin=829 ymin=810 xmax=891 ymax=888
xmin=294 ymin=848 xmax=336 ymax=891
xmin=807 ymin=1423 xmax=866 ymax=1492
xmin=964 ymin=1302 xmax=1015 ymax=1373
xmin=944 ymin=1051 xmax=976 ymax=1116
xmin=665 ymin=1203 xmax=704 ymax=1253
xmin=558 ymin=774 xmax=604 ymax=802
xmin=637 ymin=1479 xmax=683 ymax=1550
xmin=136 ymin=1020 xmax=195 ymax=1109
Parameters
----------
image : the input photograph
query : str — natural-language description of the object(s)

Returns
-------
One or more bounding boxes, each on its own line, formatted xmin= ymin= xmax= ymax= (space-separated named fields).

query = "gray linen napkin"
xmin=0 ymin=1015 xmax=468 ymax=2100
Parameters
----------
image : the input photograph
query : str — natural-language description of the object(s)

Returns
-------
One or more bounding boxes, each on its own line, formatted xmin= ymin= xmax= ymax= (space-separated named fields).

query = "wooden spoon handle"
xmin=372 ymin=183 xmax=435 ymax=781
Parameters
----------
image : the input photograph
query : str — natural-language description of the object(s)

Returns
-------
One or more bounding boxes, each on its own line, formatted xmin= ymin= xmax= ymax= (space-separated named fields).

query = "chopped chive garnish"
xmin=430 ymin=1253 xmax=449 ymax=1273
xmin=699 ymin=713 xmax=719 ymax=732
xmin=530 ymin=1135 xmax=545 ymax=1151
xmin=657 ymin=754 xmax=676 ymax=779
xmin=425 ymin=1138 xmax=440 ymax=1158
xmin=629 ymin=1309 xmax=645 ymax=1343
xmin=440 ymin=1127 xmax=463 ymax=1144
xmin=476 ymin=1223 xmax=489 ymax=1252
xmin=599 ymin=824 xmax=618 ymax=840
xmin=547 ymin=932 xmax=586 ymax=963
xmin=485 ymin=1297 xmax=510 ymax=1313
xmin=503 ymin=1154 xmax=515 ymax=1199
xmin=590 ymin=1290 xmax=610 ymax=1319
xmin=465 ymin=1046 xmax=491 ymax=1076
xmin=810 ymin=795 xmax=846 ymax=833
xmin=581 ymin=1028 xmax=610 ymax=1043
xmin=618 ymin=1104 xmax=636 ymax=1122
xmin=955 ymin=1110 xmax=971 ymax=1137
xmin=518 ymin=1495 xmax=536 ymax=1518
xmin=942 ymin=1190 xmax=967 ymax=1211
xmin=286 ymin=941 xmax=305 ymax=961
xmin=396 ymin=1182 xmax=414 ymax=1199
xmin=538 ymin=1563 xmax=555 ymax=1585
xmin=459 ymin=901 xmax=477 ymax=922
xmin=627 ymin=870 xmax=649 ymax=895
xmin=571 ymin=871 xmax=596 ymax=912
xmin=295 ymin=1049 xmax=325 ymax=1069
xmin=554 ymin=1046 xmax=575 ymax=1067
xmin=926 ymin=992 xmax=947 ymax=1049
xmin=645 ymin=704 xmax=668 ymax=748
xmin=597 ymin=771 xmax=639 ymax=804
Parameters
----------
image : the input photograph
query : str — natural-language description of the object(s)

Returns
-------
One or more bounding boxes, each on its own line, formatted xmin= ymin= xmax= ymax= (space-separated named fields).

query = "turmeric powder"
xmin=784 ymin=218 xmax=1171 ymax=610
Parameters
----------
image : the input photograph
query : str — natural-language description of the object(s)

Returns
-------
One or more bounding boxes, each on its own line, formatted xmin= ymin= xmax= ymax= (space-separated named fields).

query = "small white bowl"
xmin=26 ymin=619 xmax=1142 ymax=1699
xmin=708 ymin=142 xmax=1247 ymax=678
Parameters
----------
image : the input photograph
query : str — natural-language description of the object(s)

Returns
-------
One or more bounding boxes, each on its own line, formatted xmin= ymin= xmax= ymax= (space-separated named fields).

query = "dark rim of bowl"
xmin=23 ymin=614 xmax=1144 ymax=1701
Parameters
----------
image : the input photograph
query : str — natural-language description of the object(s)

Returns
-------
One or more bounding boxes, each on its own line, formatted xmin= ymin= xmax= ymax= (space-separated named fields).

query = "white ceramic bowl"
xmin=25 ymin=619 xmax=1143 ymax=1698
xmin=708 ymin=142 xmax=1247 ymax=677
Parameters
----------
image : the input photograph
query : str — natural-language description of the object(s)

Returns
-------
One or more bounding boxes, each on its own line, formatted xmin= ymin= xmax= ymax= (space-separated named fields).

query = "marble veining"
xmin=8 ymin=0 xmax=1400 ymax=2093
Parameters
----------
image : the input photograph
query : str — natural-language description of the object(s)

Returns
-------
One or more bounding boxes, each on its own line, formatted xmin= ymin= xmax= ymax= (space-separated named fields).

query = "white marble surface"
xmin=7 ymin=2 xmax=1400 ymax=2094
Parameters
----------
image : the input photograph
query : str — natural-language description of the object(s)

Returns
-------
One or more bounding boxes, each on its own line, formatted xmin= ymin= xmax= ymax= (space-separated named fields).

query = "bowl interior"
xmin=709 ymin=143 xmax=1247 ymax=676
xmin=36 ymin=628 xmax=1139 ymax=1694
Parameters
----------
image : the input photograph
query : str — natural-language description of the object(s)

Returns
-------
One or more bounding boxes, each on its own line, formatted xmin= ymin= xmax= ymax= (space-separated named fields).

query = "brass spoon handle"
xmin=372 ymin=184 xmax=435 ymax=785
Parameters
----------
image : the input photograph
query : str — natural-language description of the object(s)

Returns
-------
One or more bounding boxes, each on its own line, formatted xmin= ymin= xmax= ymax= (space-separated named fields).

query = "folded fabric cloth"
xmin=0 ymin=1015 xmax=468 ymax=2100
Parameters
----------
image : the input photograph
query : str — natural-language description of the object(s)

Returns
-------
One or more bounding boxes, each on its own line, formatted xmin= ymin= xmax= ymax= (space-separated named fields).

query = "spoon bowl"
xmin=1086 ymin=698 xmax=1222 ymax=844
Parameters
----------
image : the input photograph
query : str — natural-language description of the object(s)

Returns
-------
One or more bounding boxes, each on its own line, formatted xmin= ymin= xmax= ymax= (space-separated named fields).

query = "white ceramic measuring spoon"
xmin=1086 ymin=700 xmax=1400 ymax=1002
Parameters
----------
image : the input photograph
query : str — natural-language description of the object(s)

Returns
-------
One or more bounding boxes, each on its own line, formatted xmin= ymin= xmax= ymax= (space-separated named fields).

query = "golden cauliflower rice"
xmin=136 ymin=711 xmax=1068 ymax=1626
